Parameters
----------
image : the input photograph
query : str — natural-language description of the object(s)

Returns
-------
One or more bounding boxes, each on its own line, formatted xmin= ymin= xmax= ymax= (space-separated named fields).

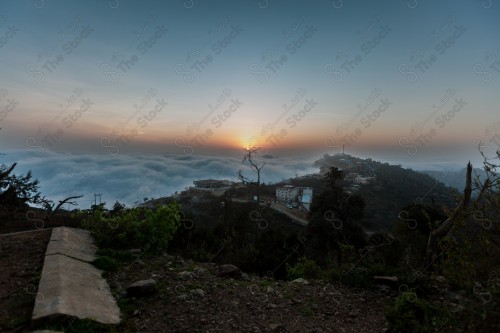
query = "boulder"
xmin=269 ymin=323 xmax=285 ymax=332
xmin=126 ymin=279 xmax=157 ymax=297
xmin=190 ymin=288 xmax=205 ymax=297
xmin=290 ymin=278 xmax=309 ymax=284
xmin=241 ymin=272 xmax=251 ymax=281
xmin=217 ymin=264 xmax=241 ymax=278
xmin=178 ymin=271 xmax=195 ymax=279
xmin=373 ymin=276 xmax=398 ymax=284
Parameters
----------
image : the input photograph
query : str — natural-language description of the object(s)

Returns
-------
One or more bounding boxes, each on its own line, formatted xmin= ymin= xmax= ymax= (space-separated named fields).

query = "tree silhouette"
xmin=238 ymin=145 xmax=265 ymax=212
xmin=111 ymin=201 xmax=126 ymax=216
xmin=305 ymin=166 xmax=366 ymax=267
xmin=325 ymin=166 xmax=344 ymax=188
xmin=1 ymin=162 xmax=82 ymax=227
xmin=39 ymin=195 xmax=83 ymax=226
xmin=0 ymin=163 xmax=41 ymax=208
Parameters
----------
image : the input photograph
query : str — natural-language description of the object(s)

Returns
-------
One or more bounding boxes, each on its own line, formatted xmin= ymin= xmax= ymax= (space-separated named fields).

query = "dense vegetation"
xmin=77 ymin=202 xmax=181 ymax=253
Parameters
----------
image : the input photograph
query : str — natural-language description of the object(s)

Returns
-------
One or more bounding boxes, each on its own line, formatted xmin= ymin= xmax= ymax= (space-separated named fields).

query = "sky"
xmin=1 ymin=0 xmax=499 ymax=207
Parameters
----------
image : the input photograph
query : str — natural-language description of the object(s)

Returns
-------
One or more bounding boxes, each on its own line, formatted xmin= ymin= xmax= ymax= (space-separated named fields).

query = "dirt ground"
xmin=0 ymin=229 xmax=51 ymax=333
xmin=107 ymin=254 xmax=393 ymax=333
xmin=0 ymin=228 xmax=394 ymax=332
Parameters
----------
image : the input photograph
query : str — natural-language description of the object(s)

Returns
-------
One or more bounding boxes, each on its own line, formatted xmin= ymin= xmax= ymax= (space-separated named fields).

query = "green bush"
xmin=286 ymin=257 xmax=323 ymax=280
xmin=80 ymin=202 xmax=180 ymax=253
xmin=93 ymin=256 xmax=118 ymax=271
xmin=386 ymin=292 xmax=451 ymax=333
xmin=324 ymin=266 xmax=375 ymax=289
xmin=95 ymin=248 xmax=134 ymax=262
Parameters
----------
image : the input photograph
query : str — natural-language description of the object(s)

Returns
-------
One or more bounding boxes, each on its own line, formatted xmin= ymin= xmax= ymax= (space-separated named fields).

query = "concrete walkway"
xmin=31 ymin=227 xmax=121 ymax=327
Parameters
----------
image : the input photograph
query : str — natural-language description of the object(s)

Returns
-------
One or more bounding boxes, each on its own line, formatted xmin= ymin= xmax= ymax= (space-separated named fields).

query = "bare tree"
xmin=474 ymin=147 xmax=500 ymax=211
xmin=425 ymin=147 xmax=500 ymax=269
xmin=238 ymin=145 xmax=265 ymax=212
xmin=425 ymin=162 xmax=472 ymax=267
xmin=39 ymin=195 xmax=83 ymax=226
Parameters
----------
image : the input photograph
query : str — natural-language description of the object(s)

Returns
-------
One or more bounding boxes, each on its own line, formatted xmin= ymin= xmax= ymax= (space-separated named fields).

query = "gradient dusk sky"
xmin=1 ymin=0 xmax=499 ymax=165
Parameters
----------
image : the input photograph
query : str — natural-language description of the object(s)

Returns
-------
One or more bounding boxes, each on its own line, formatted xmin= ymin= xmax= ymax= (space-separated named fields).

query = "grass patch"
xmin=39 ymin=318 xmax=129 ymax=333
xmin=300 ymin=304 xmax=315 ymax=317
xmin=93 ymin=256 xmax=119 ymax=272
xmin=96 ymin=248 xmax=135 ymax=262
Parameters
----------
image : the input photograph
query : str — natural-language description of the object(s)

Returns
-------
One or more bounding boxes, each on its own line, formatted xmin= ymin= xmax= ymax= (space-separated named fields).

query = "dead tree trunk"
xmin=41 ymin=195 xmax=83 ymax=227
xmin=424 ymin=162 xmax=472 ymax=269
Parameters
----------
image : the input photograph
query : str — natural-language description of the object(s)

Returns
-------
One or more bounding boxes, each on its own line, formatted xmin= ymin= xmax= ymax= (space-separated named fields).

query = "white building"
xmin=276 ymin=185 xmax=299 ymax=202
xmin=276 ymin=185 xmax=313 ymax=211
xmin=298 ymin=187 xmax=313 ymax=211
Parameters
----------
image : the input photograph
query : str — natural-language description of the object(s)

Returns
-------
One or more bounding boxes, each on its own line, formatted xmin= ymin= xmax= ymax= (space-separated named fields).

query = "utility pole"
xmin=94 ymin=193 xmax=102 ymax=207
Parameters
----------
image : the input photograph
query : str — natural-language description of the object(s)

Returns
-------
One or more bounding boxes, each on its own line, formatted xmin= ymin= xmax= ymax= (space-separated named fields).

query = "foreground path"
xmin=31 ymin=227 xmax=120 ymax=328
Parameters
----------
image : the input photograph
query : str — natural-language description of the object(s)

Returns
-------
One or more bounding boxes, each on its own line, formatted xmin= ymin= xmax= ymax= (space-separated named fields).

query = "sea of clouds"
xmin=2 ymin=147 xmax=485 ymax=209
xmin=1 ymin=149 xmax=320 ymax=208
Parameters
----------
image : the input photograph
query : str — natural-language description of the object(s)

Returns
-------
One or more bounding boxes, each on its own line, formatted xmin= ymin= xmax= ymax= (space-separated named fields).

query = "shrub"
xmin=80 ymin=202 xmax=180 ymax=253
xmin=141 ymin=203 xmax=181 ymax=251
xmin=286 ymin=257 xmax=323 ymax=280
xmin=93 ymin=256 xmax=118 ymax=271
xmin=324 ymin=266 xmax=375 ymax=289
xmin=95 ymin=248 xmax=134 ymax=262
xmin=386 ymin=292 xmax=451 ymax=333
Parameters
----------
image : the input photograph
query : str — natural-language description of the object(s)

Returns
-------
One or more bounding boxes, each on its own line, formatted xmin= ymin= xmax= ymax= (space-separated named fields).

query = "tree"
xmin=305 ymin=166 xmax=366 ymax=267
xmin=238 ymin=145 xmax=265 ymax=212
xmin=0 ymin=163 xmax=41 ymax=208
xmin=111 ymin=201 xmax=126 ymax=216
xmin=39 ymin=195 xmax=83 ymax=226
xmin=0 ymin=162 xmax=42 ymax=223
xmin=424 ymin=149 xmax=500 ymax=284
xmin=395 ymin=203 xmax=446 ymax=269
xmin=1 ymin=162 xmax=84 ymax=228
xmin=325 ymin=166 xmax=344 ymax=188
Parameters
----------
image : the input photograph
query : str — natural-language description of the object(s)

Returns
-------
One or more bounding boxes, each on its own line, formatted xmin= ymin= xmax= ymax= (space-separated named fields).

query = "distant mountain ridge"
xmin=422 ymin=167 xmax=487 ymax=192
xmin=312 ymin=154 xmax=458 ymax=230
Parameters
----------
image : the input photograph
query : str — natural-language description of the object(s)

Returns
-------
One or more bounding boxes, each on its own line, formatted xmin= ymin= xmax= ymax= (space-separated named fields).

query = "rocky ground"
xmin=0 ymin=229 xmax=51 ymax=332
xmin=0 ymin=229 xmax=396 ymax=332
xmin=108 ymin=253 xmax=395 ymax=332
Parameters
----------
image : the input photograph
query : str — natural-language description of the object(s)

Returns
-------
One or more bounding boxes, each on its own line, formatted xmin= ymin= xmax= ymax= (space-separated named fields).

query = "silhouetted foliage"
xmin=39 ymin=195 xmax=83 ymax=227
xmin=304 ymin=166 xmax=366 ymax=268
xmin=110 ymin=201 xmax=126 ymax=216
xmin=0 ymin=163 xmax=41 ymax=208
xmin=0 ymin=163 xmax=42 ymax=223
xmin=238 ymin=145 xmax=266 ymax=213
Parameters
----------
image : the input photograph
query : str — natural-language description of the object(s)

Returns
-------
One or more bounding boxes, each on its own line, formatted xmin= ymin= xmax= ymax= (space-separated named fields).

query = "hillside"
xmin=422 ymin=167 xmax=487 ymax=192
xmin=312 ymin=154 xmax=458 ymax=230
xmin=141 ymin=153 xmax=459 ymax=232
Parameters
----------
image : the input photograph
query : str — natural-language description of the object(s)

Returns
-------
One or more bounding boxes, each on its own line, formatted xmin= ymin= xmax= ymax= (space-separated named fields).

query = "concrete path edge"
xmin=31 ymin=227 xmax=121 ymax=329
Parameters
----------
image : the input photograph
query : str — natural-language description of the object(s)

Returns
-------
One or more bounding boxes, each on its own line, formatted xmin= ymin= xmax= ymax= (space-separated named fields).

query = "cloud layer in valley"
xmin=1 ymin=150 xmax=319 ymax=208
